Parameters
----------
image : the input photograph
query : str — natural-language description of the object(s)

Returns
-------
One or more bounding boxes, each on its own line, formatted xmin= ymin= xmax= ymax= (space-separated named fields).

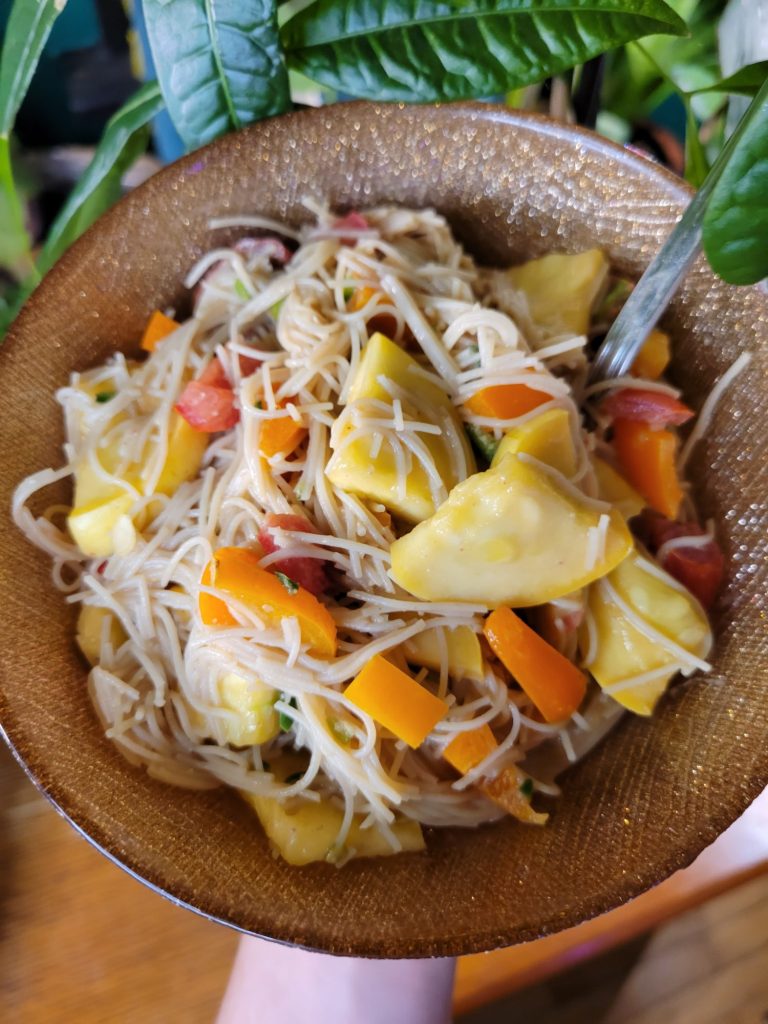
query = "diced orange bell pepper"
xmin=141 ymin=310 xmax=179 ymax=352
xmin=199 ymin=546 xmax=336 ymax=656
xmin=259 ymin=405 xmax=307 ymax=458
xmin=348 ymin=285 xmax=377 ymax=312
xmin=466 ymin=383 xmax=550 ymax=420
xmin=484 ymin=607 xmax=586 ymax=723
xmin=344 ymin=655 xmax=447 ymax=748
xmin=613 ymin=417 xmax=682 ymax=519
xmin=631 ymin=329 xmax=670 ymax=380
xmin=443 ymin=724 xmax=497 ymax=774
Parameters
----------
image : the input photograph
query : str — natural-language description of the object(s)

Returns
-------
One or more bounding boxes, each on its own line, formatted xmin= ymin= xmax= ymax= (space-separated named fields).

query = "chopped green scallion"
xmin=275 ymin=571 xmax=299 ymax=594
xmin=95 ymin=391 xmax=115 ymax=403
xmin=519 ymin=776 xmax=534 ymax=799
xmin=465 ymin=423 xmax=500 ymax=465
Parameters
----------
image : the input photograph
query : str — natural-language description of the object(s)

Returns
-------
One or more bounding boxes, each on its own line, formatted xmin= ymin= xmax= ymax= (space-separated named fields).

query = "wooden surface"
xmin=2 ymin=742 xmax=767 ymax=1023
xmin=460 ymin=873 xmax=768 ymax=1023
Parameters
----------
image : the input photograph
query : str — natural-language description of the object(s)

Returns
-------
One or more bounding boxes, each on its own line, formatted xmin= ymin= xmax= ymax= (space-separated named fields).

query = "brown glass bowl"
xmin=1 ymin=102 xmax=766 ymax=957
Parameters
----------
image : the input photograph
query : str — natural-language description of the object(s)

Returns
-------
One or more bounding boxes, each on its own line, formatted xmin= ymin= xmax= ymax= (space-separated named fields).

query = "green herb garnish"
xmin=95 ymin=390 xmax=115 ymax=403
xmin=519 ymin=776 xmax=534 ymax=799
xmin=342 ymin=285 xmax=355 ymax=303
xmin=255 ymin=400 xmax=264 ymax=410
xmin=279 ymin=696 xmax=297 ymax=732
xmin=275 ymin=571 xmax=299 ymax=594
xmin=465 ymin=423 xmax=500 ymax=466
xmin=234 ymin=278 xmax=250 ymax=300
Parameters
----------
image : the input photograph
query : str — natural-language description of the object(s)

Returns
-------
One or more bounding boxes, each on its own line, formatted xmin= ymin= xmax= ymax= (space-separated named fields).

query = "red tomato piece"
xmin=333 ymin=211 xmax=370 ymax=245
xmin=601 ymin=388 xmax=694 ymax=427
xmin=175 ymin=381 xmax=238 ymax=432
xmin=634 ymin=509 xmax=724 ymax=609
xmin=257 ymin=513 xmax=330 ymax=596
xmin=197 ymin=357 xmax=231 ymax=388
xmin=233 ymin=236 xmax=293 ymax=266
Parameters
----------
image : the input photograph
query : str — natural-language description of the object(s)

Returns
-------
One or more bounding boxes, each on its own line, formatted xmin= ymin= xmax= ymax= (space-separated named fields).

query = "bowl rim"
xmin=2 ymin=99 xmax=765 ymax=958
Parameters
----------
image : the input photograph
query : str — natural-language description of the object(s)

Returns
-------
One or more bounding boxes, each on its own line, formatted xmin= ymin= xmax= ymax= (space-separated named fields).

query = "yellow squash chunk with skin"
xmin=507 ymin=250 xmax=609 ymax=339
xmin=76 ymin=605 xmax=126 ymax=664
xmin=592 ymin=455 xmax=645 ymax=520
xmin=245 ymin=796 xmax=426 ymax=866
xmin=581 ymin=551 xmax=711 ymax=715
xmin=68 ymin=492 xmax=136 ymax=557
xmin=154 ymin=412 xmax=209 ymax=495
xmin=491 ymin=407 xmax=578 ymax=477
xmin=242 ymin=757 xmax=425 ymax=865
xmin=404 ymin=625 xmax=484 ymax=681
xmin=217 ymin=672 xmax=279 ymax=747
xmin=390 ymin=454 xmax=633 ymax=607
xmin=68 ymin=413 xmax=208 ymax=557
xmin=325 ymin=333 xmax=475 ymax=523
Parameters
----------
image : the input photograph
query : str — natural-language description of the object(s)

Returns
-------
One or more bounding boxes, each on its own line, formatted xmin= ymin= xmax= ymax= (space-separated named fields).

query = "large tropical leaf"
xmin=37 ymin=82 xmax=164 ymax=275
xmin=702 ymin=78 xmax=768 ymax=285
xmin=281 ymin=0 xmax=687 ymax=102
xmin=143 ymin=0 xmax=290 ymax=151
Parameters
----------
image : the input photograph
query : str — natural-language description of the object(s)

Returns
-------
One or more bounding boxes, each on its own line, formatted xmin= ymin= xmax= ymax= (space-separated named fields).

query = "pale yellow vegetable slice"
xmin=592 ymin=455 xmax=645 ymax=520
xmin=68 ymin=412 xmax=208 ymax=557
xmin=68 ymin=493 xmax=135 ymax=557
xmin=491 ymin=407 xmax=578 ymax=476
xmin=326 ymin=332 xmax=474 ymax=522
xmin=507 ymin=249 xmax=609 ymax=339
xmin=390 ymin=454 xmax=632 ymax=607
xmin=76 ymin=605 xmax=126 ymax=665
xmin=243 ymin=756 xmax=425 ymax=866
xmin=217 ymin=672 xmax=280 ymax=747
xmin=403 ymin=625 xmax=484 ymax=681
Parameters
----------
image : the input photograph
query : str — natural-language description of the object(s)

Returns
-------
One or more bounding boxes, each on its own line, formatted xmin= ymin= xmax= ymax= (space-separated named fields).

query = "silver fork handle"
xmin=590 ymin=97 xmax=762 ymax=383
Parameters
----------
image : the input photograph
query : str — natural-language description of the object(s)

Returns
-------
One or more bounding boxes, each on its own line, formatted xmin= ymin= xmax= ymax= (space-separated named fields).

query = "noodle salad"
xmin=13 ymin=205 xmax=743 ymax=867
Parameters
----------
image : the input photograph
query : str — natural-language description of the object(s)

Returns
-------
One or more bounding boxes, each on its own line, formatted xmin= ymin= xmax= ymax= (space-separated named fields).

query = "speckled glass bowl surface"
xmin=1 ymin=102 xmax=766 ymax=957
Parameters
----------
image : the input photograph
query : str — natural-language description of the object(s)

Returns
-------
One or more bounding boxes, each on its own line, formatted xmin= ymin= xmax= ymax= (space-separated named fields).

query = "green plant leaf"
xmin=0 ymin=0 xmax=64 ymax=280
xmin=37 ymin=82 xmax=164 ymax=276
xmin=281 ymin=0 xmax=687 ymax=102
xmin=683 ymin=102 xmax=708 ymax=188
xmin=143 ymin=0 xmax=290 ymax=151
xmin=693 ymin=61 xmax=768 ymax=98
xmin=0 ymin=137 xmax=32 ymax=277
xmin=0 ymin=0 xmax=65 ymax=137
xmin=702 ymin=79 xmax=768 ymax=285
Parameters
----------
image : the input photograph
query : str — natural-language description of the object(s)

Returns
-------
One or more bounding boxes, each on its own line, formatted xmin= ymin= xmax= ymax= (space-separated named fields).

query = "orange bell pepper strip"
xmin=483 ymin=607 xmax=586 ymax=723
xmin=443 ymin=723 xmax=547 ymax=824
xmin=141 ymin=310 xmax=179 ymax=352
xmin=631 ymin=328 xmax=670 ymax=380
xmin=344 ymin=655 xmax=447 ymax=748
xmin=612 ymin=417 xmax=683 ymax=519
xmin=444 ymin=724 xmax=497 ymax=774
xmin=199 ymin=547 xmax=336 ymax=656
xmin=258 ymin=405 xmax=307 ymax=458
xmin=465 ymin=383 xmax=550 ymax=420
